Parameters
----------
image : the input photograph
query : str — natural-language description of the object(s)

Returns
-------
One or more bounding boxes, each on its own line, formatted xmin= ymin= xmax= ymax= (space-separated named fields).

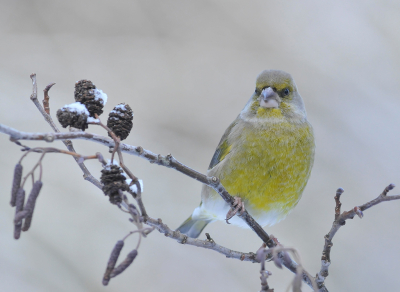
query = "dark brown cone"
xmin=74 ymin=79 xmax=104 ymax=117
xmin=100 ymin=165 xmax=129 ymax=204
xmin=107 ymin=104 xmax=133 ymax=140
xmin=56 ymin=108 xmax=88 ymax=130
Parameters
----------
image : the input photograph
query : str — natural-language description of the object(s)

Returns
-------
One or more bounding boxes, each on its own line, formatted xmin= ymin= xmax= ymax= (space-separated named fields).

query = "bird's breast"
xmin=216 ymin=120 xmax=315 ymax=216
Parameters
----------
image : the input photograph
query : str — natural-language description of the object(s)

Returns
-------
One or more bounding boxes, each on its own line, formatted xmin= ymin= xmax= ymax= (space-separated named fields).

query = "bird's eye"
xmin=255 ymin=88 xmax=261 ymax=95
xmin=283 ymin=88 xmax=290 ymax=96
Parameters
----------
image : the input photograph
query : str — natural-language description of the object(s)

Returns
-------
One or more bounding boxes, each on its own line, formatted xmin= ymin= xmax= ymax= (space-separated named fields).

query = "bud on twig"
xmin=22 ymin=181 xmax=43 ymax=231
xmin=354 ymin=206 xmax=364 ymax=218
xmin=382 ymin=183 xmax=395 ymax=196
xmin=103 ymin=240 xmax=124 ymax=286
xmin=10 ymin=163 xmax=23 ymax=207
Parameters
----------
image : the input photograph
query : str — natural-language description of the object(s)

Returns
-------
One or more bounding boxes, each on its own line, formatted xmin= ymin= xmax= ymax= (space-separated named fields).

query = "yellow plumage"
xmin=177 ymin=70 xmax=315 ymax=238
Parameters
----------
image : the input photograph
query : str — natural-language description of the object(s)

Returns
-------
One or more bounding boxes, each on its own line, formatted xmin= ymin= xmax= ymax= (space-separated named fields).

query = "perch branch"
xmin=0 ymin=124 xmax=272 ymax=242
xmin=0 ymin=126 xmax=275 ymax=243
xmin=0 ymin=124 xmax=319 ymax=289
xmin=145 ymin=216 xmax=258 ymax=262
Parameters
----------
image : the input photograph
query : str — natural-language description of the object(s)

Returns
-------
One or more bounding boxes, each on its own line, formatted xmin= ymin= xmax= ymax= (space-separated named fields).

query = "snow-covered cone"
xmin=107 ymin=103 xmax=133 ymax=140
xmin=74 ymin=79 xmax=108 ymax=117
xmin=56 ymin=102 xmax=89 ymax=130
xmin=100 ymin=164 xmax=129 ymax=204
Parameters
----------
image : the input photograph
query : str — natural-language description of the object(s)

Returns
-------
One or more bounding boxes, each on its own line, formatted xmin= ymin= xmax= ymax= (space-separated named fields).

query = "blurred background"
xmin=1 ymin=1 xmax=400 ymax=291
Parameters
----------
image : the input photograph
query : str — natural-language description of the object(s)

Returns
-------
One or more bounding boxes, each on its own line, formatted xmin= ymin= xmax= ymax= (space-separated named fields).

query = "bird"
xmin=177 ymin=70 xmax=315 ymax=238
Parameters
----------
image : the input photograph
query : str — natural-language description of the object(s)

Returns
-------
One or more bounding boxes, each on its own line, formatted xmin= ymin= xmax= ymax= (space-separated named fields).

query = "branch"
xmin=0 ymin=123 xmax=318 ymax=289
xmin=0 ymin=124 xmax=272 ymax=242
xmin=3 ymin=75 xmax=315 ymax=289
xmin=7 ymin=74 xmax=400 ymax=291
xmin=28 ymin=74 xmax=102 ymax=189
xmin=316 ymin=184 xmax=400 ymax=289
xmin=256 ymin=245 xmax=274 ymax=292
xmin=145 ymin=216 xmax=258 ymax=262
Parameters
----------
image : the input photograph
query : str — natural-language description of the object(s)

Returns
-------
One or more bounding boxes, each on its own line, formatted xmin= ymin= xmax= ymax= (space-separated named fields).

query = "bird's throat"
xmin=256 ymin=107 xmax=283 ymax=119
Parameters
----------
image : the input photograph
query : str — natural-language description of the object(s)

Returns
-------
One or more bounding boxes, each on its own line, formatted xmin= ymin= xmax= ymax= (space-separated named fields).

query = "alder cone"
xmin=56 ymin=108 xmax=88 ymax=130
xmin=74 ymin=79 xmax=104 ymax=117
xmin=100 ymin=165 xmax=129 ymax=204
xmin=107 ymin=103 xmax=133 ymax=140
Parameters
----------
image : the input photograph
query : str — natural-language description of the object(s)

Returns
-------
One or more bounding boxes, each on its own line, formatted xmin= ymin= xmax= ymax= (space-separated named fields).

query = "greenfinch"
xmin=177 ymin=70 xmax=315 ymax=238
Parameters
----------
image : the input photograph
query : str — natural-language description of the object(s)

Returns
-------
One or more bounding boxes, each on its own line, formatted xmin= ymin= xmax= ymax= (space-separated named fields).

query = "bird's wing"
xmin=208 ymin=120 xmax=237 ymax=170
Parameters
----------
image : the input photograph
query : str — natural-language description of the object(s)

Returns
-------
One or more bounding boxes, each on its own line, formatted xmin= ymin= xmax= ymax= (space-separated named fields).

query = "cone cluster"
xmin=74 ymin=80 xmax=104 ymax=117
xmin=107 ymin=104 xmax=133 ymax=140
xmin=100 ymin=165 xmax=129 ymax=204
xmin=56 ymin=79 xmax=133 ymax=141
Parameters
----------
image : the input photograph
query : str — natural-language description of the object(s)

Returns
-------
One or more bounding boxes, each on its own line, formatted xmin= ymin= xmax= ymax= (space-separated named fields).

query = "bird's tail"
xmin=176 ymin=215 xmax=210 ymax=238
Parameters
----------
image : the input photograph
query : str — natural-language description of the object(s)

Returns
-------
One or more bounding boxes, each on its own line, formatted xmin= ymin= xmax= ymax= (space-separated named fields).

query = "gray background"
xmin=1 ymin=1 xmax=400 ymax=291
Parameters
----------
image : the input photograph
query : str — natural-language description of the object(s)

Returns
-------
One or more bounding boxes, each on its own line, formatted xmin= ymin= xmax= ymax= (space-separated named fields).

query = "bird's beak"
xmin=260 ymin=87 xmax=280 ymax=108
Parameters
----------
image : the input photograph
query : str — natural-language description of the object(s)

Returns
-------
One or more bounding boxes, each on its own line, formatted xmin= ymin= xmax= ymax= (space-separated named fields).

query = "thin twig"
xmin=334 ymin=188 xmax=343 ymax=221
xmin=117 ymin=148 xmax=147 ymax=218
xmin=121 ymin=227 xmax=155 ymax=250
xmin=95 ymin=114 xmax=147 ymax=217
xmin=92 ymin=114 xmax=148 ymax=218
xmin=20 ymin=151 xmax=46 ymax=188
xmin=316 ymin=184 xmax=400 ymax=290
xmin=256 ymin=244 xmax=274 ymax=292
xmin=28 ymin=74 xmax=102 ymax=189
xmin=95 ymin=114 xmax=120 ymax=163
xmin=145 ymin=216 xmax=259 ymax=262
xmin=43 ymin=82 xmax=56 ymax=115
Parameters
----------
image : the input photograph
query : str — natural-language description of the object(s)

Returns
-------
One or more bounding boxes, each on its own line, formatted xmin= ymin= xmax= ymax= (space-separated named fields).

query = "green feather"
xmin=208 ymin=121 xmax=236 ymax=170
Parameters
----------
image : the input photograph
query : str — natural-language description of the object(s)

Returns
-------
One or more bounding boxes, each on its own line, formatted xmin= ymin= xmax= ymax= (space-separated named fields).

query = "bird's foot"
xmin=225 ymin=197 xmax=245 ymax=224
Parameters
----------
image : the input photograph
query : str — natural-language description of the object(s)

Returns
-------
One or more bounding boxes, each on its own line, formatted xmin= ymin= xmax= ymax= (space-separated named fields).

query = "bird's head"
xmin=241 ymin=70 xmax=307 ymax=123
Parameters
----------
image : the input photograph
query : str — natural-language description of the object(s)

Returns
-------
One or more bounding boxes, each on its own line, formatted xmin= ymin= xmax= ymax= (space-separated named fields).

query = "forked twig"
xmin=316 ymin=184 xmax=400 ymax=289
xmin=28 ymin=74 xmax=102 ymax=189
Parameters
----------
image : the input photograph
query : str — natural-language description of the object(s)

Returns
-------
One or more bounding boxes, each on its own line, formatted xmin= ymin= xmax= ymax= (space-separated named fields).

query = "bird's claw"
xmin=225 ymin=197 xmax=245 ymax=224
